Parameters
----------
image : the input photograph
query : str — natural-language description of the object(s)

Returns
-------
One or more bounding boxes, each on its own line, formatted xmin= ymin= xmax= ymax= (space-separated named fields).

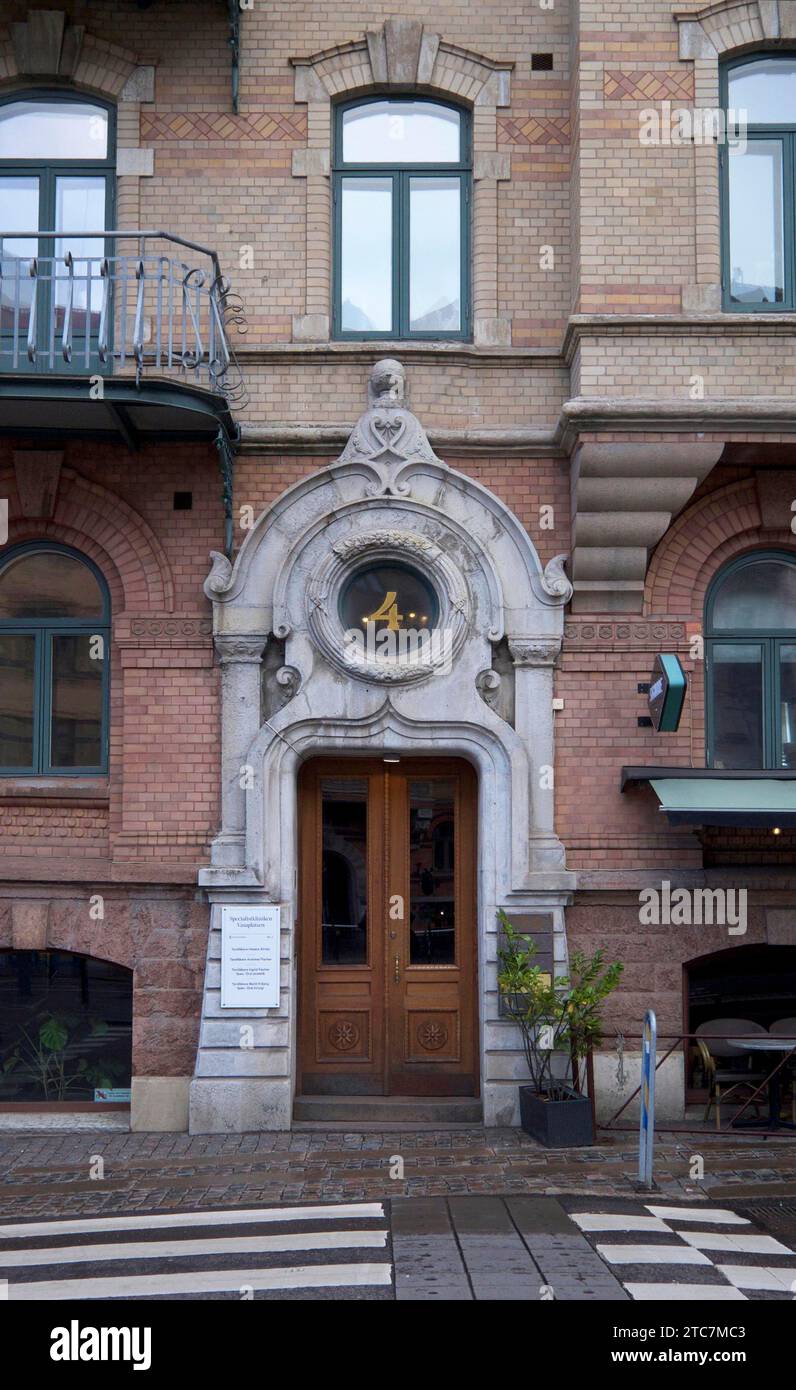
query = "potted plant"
xmin=497 ymin=910 xmax=623 ymax=1147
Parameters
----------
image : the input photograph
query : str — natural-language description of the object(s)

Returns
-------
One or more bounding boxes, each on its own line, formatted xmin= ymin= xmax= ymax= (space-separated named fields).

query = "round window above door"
xmin=339 ymin=562 xmax=440 ymax=635
xmin=303 ymin=529 xmax=470 ymax=685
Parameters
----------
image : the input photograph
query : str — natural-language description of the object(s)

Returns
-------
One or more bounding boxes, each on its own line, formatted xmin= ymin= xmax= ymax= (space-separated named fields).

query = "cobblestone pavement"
xmin=0 ymin=1128 xmax=794 ymax=1219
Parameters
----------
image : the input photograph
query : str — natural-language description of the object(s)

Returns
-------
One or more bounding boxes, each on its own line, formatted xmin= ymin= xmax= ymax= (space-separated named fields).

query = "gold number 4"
xmin=369 ymin=590 xmax=403 ymax=631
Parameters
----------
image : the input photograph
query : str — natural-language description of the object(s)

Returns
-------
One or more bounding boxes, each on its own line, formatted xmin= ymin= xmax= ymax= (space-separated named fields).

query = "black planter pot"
xmin=519 ymin=1084 xmax=594 ymax=1147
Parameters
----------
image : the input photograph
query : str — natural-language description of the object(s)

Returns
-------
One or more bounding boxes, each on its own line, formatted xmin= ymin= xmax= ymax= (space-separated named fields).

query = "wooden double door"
xmin=298 ymin=758 xmax=478 ymax=1096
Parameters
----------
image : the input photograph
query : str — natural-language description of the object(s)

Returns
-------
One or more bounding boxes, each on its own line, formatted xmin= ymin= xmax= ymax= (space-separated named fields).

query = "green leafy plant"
xmin=0 ymin=1012 xmax=121 ymax=1101
xmin=496 ymin=909 xmax=623 ymax=1100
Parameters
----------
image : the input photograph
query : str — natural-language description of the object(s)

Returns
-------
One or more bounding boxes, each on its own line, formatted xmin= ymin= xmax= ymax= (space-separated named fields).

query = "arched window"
xmin=706 ymin=551 xmax=796 ymax=769
xmin=0 ymin=92 xmax=115 ymax=368
xmin=0 ymin=544 xmax=110 ymax=774
xmin=333 ymin=97 xmax=470 ymax=339
xmin=0 ymin=949 xmax=132 ymax=1103
xmin=721 ymin=54 xmax=796 ymax=309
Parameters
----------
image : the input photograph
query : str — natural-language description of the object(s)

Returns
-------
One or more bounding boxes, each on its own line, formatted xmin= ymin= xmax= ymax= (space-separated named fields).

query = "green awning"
xmin=621 ymin=767 xmax=796 ymax=827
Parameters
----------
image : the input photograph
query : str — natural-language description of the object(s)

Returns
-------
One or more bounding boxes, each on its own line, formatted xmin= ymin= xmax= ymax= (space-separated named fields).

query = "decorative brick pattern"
xmin=498 ymin=115 xmax=570 ymax=145
xmin=603 ymin=69 xmax=694 ymax=102
xmin=141 ymin=111 xmax=307 ymax=142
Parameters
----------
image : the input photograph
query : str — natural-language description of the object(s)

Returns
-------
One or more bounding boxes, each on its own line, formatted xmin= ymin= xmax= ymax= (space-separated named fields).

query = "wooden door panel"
xmin=298 ymin=762 xmax=385 ymax=1095
xmin=298 ymin=758 xmax=478 ymax=1099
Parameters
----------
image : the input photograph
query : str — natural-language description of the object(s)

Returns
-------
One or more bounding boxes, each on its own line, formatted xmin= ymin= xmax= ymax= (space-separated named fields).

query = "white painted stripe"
xmin=596 ymin=1243 xmax=711 ymax=1266
xmin=679 ymin=1231 xmax=793 ymax=1256
xmin=626 ymin=1282 xmax=747 ymax=1302
xmin=645 ymin=1206 xmax=750 ymax=1226
xmin=0 ymin=1203 xmax=384 ymax=1241
xmin=719 ymin=1264 xmax=796 ymax=1292
xmin=8 ymin=1262 xmax=393 ymax=1300
xmin=0 ymin=1229 xmax=389 ymax=1268
xmin=570 ymin=1213 xmax=671 ymax=1233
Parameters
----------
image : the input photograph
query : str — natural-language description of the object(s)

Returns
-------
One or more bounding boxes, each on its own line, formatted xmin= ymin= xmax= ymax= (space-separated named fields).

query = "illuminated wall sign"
xmin=648 ymin=653 xmax=687 ymax=732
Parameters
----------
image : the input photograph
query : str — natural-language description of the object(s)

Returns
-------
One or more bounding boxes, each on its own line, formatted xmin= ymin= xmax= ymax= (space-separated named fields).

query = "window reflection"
xmin=711 ymin=644 xmax=764 ymax=769
xmin=409 ymin=779 xmax=455 ymax=965
xmin=728 ymin=142 xmax=784 ymax=305
xmin=0 ymin=950 xmax=131 ymax=1102
xmin=321 ymin=778 xmax=368 ymax=964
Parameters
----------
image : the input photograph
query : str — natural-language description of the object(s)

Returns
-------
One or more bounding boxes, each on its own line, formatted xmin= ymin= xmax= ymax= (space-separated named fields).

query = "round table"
xmin=728 ymin=1038 xmax=796 ymax=1131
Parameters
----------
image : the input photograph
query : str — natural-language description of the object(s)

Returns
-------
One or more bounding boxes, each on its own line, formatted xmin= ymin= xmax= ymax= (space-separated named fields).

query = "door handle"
xmin=394 ymin=954 xmax=400 ymax=983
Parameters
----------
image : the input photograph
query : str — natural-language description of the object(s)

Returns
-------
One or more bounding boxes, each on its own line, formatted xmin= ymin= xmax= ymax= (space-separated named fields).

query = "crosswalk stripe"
xmin=645 ymin=1206 xmax=750 ymax=1226
xmin=625 ymin=1283 xmax=747 ymax=1301
xmin=0 ymin=1203 xmax=384 ymax=1241
xmin=570 ymin=1213 xmax=670 ymax=1233
xmin=0 ymin=1229 xmax=389 ymax=1268
xmin=719 ymin=1264 xmax=796 ymax=1292
xmin=596 ymin=1243 xmax=711 ymax=1266
xmin=678 ymin=1230 xmax=792 ymax=1256
xmin=8 ymin=1262 xmax=393 ymax=1300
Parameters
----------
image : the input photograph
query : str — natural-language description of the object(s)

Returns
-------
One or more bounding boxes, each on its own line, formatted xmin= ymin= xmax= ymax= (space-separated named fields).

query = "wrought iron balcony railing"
xmin=0 ymin=229 xmax=246 ymax=405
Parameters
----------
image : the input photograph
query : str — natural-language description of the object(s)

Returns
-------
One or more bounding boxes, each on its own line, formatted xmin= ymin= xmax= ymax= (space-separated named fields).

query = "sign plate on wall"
xmin=648 ymin=653 xmax=687 ymax=733
xmin=220 ymin=905 xmax=281 ymax=1009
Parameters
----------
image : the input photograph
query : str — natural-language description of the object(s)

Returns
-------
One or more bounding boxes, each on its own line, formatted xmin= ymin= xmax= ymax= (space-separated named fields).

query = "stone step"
xmin=292 ymin=1095 xmax=483 ymax=1125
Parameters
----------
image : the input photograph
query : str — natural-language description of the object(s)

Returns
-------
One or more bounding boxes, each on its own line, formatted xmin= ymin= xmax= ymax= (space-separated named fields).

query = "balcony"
xmin=0 ymin=229 xmax=245 ymax=448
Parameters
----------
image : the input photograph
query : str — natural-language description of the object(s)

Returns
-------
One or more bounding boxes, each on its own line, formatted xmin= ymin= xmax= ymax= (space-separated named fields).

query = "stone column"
xmin=509 ymin=636 xmax=566 ymax=871
xmin=212 ymin=634 xmax=264 ymax=869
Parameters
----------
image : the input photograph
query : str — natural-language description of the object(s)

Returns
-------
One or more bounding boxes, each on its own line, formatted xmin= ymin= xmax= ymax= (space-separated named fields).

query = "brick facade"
xmin=1 ymin=0 xmax=795 ymax=1129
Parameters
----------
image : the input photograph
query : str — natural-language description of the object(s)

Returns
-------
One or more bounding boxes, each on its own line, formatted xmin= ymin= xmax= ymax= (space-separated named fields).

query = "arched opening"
xmin=0 ymin=542 xmax=110 ymax=774
xmin=705 ymin=549 xmax=796 ymax=769
xmin=0 ymin=948 xmax=132 ymax=1106
xmin=685 ymin=943 xmax=796 ymax=1113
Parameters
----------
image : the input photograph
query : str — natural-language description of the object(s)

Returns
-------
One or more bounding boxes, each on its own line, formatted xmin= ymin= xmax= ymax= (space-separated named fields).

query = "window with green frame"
xmin=0 ymin=92 xmax=115 ymax=368
xmin=0 ymin=544 xmax=110 ymax=775
xmin=332 ymin=97 xmax=471 ymax=340
xmin=720 ymin=54 xmax=796 ymax=309
xmin=706 ymin=551 xmax=796 ymax=769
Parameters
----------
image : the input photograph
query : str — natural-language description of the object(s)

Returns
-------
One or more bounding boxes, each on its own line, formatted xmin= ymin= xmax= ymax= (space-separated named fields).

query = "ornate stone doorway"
xmin=190 ymin=360 xmax=574 ymax=1133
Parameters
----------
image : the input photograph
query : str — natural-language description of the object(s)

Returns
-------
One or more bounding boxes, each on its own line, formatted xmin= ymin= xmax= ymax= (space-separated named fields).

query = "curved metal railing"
xmin=0 ymin=228 xmax=247 ymax=405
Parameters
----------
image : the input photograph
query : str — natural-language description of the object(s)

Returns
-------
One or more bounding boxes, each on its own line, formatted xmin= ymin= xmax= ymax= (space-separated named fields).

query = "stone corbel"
xmin=570 ymin=442 xmax=724 ymax=614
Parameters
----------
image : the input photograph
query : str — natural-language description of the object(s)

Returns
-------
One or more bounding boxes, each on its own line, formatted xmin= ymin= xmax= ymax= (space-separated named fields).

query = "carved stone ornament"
xmin=540 ymin=554 xmax=574 ymax=604
xmin=275 ymin=665 xmax=301 ymax=705
xmin=215 ymin=635 xmax=265 ymax=665
xmin=307 ymin=527 xmax=470 ymax=685
xmin=508 ymin=637 xmax=562 ymax=667
xmin=476 ymin=668 xmax=502 ymax=708
xmin=338 ymin=358 xmax=445 ymax=495
xmin=204 ymin=549 xmax=234 ymax=599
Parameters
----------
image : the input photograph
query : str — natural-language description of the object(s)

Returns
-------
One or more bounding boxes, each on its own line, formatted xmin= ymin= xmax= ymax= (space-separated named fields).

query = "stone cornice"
xmin=236 ymin=341 xmax=561 ymax=368
xmin=562 ymin=313 xmax=796 ymax=364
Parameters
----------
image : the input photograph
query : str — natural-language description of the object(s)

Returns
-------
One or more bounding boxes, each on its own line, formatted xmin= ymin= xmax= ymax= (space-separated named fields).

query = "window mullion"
xmin=395 ymin=170 xmax=405 ymax=338
xmin=40 ymin=627 xmax=52 ymax=774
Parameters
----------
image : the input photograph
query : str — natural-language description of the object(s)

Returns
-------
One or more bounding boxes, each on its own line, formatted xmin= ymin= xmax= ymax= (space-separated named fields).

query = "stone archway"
xmin=190 ymin=359 xmax=574 ymax=1133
